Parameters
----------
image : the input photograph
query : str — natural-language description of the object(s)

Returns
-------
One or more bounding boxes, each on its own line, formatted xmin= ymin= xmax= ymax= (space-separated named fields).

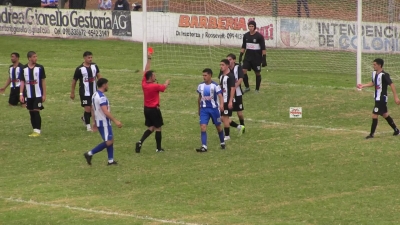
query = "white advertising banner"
xmin=0 ymin=6 xmax=132 ymax=39
xmin=276 ymin=17 xmax=400 ymax=54
xmin=142 ymin=12 xmax=276 ymax=47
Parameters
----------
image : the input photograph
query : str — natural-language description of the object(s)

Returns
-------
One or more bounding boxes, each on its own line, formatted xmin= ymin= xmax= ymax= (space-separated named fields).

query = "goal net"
xmin=145 ymin=0 xmax=400 ymax=82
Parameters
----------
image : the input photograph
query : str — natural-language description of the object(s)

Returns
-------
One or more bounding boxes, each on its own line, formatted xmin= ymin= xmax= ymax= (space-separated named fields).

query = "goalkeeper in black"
xmin=239 ymin=20 xmax=267 ymax=93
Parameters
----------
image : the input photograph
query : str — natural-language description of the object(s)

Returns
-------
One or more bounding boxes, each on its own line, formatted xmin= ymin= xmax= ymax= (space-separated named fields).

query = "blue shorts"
xmin=98 ymin=126 xmax=113 ymax=141
xmin=200 ymin=108 xmax=221 ymax=125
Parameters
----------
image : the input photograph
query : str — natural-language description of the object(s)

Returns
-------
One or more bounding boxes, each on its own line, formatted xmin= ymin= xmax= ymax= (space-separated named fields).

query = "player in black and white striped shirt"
xmin=0 ymin=52 xmax=25 ymax=107
xmin=219 ymin=59 xmax=244 ymax=141
xmin=19 ymin=51 xmax=47 ymax=137
xmin=226 ymin=53 xmax=246 ymax=133
xmin=70 ymin=51 xmax=102 ymax=131
xmin=357 ymin=58 xmax=400 ymax=139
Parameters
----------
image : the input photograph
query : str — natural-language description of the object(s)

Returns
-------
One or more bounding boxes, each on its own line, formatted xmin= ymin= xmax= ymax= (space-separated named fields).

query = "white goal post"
xmin=142 ymin=0 xmax=400 ymax=84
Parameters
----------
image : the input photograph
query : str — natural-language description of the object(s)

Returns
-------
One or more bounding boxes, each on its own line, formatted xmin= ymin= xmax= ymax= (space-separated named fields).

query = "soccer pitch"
xmin=1 ymin=36 xmax=400 ymax=225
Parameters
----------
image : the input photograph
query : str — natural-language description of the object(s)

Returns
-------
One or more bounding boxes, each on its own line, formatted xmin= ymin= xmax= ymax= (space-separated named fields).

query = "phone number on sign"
xmin=226 ymin=33 xmax=243 ymax=39
xmin=54 ymin=28 xmax=110 ymax=37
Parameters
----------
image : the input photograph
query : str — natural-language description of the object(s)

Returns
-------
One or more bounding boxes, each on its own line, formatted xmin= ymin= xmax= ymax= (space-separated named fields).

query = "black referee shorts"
xmin=144 ymin=106 xmax=164 ymax=128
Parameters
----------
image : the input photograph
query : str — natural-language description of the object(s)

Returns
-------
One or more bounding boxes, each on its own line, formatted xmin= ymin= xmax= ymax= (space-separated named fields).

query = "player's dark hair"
xmin=11 ymin=52 xmax=20 ymax=58
xmin=248 ymin=20 xmax=257 ymax=27
xmin=202 ymin=68 xmax=213 ymax=76
xmin=220 ymin=59 xmax=230 ymax=65
xmin=226 ymin=53 xmax=236 ymax=60
xmin=145 ymin=70 xmax=154 ymax=80
xmin=83 ymin=51 xmax=93 ymax=57
xmin=97 ymin=78 xmax=108 ymax=88
xmin=373 ymin=58 xmax=384 ymax=67
xmin=27 ymin=51 xmax=36 ymax=59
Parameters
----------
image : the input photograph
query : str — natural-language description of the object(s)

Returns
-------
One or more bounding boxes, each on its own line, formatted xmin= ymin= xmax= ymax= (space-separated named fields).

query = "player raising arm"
xmin=239 ymin=20 xmax=267 ymax=93
xmin=135 ymin=50 xmax=170 ymax=153
xmin=357 ymin=58 xmax=400 ymax=139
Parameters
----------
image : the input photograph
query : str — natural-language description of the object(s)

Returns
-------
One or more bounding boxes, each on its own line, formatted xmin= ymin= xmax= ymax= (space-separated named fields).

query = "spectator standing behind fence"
xmin=99 ymin=0 xmax=112 ymax=10
xmin=297 ymin=0 xmax=310 ymax=17
xmin=69 ymin=0 xmax=86 ymax=9
xmin=41 ymin=0 xmax=58 ymax=8
xmin=114 ymin=0 xmax=130 ymax=10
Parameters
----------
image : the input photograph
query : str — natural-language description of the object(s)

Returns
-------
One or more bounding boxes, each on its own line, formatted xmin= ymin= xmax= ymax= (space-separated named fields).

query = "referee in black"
xmin=239 ymin=20 xmax=267 ymax=93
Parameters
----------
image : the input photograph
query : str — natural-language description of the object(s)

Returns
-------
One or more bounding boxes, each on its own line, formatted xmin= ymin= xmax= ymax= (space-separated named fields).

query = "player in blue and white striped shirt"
xmin=83 ymin=78 xmax=122 ymax=166
xmin=196 ymin=68 xmax=226 ymax=152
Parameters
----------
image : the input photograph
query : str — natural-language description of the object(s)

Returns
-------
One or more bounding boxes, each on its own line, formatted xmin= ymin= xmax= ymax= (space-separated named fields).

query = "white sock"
xmin=86 ymin=124 xmax=91 ymax=129
xmin=108 ymin=159 xmax=113 ymax=163
xmin=33 ymin=129 xmax=40 ymax=134
xmin=88 ymin=151 xmax=93 ymax=156
xmin=202 ymin=145 xmax=207 ymax=149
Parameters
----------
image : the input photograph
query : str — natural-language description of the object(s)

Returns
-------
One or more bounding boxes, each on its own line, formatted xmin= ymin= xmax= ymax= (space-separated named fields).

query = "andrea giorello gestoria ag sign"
xmin=0 ymin=7 xmax=132 ymax=38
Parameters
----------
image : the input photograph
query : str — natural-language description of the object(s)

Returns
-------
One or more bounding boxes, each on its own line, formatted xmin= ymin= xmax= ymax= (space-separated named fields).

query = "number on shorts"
xmin=82 ymin=100 xmax=87 ymax=104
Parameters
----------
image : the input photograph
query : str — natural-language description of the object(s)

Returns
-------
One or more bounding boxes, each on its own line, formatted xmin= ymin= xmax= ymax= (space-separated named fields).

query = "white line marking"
xmin=108 ymin=105 xmax=377 ymax=134
xmin=1 ymin=197 xmax=204 ymax=225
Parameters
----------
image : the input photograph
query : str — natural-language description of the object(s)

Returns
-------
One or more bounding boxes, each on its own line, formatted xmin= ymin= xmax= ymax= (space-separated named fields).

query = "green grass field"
xmin=1 ymin=36 xmax=400 ymax=225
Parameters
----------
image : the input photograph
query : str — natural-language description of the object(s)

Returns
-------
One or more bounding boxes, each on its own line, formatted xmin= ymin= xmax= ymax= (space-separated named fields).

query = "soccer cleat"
xmin=135 ymin=142 xmax=142 ymax=153
xmin=255 ymin=90 xmax=260 ymax=94
xmin=156 ymin=149 xmax=165 ymax=153
xmin=365 ymin=135 xmax=374 ymax=139
xmin=243 ymin=126 xmax=246 ymax=134
xmin=393 ymin=129 xmax=400 ymax=136
xmin=83 ymin=152 xmax=92 ymax=165
xmin=28 ymin=132 xmax=40 ymax=137
xmin=224 ymin=136 xmax=231 ymax=141
xmin=86 ymin=127 xmax=93 ymax=132
xmin=196 ymin=146 xmax=207 ymax=152
xmin=220 ymin=144 xmax=226 ymax=150
xmin=244 ymin=87 xmax=250 ymax=93
xmin=107 ymin=161 xmax=118 ymax=166
xmin=238 ymin=125 xmax=245 ymax=136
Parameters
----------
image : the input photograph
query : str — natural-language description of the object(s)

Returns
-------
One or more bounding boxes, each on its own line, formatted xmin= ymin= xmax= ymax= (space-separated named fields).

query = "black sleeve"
xmin=73 ymin=67 xmax=81 ymax=81
xmin=228 ymin=74 xmax=235 ymax=88
xmin=41 ymin=65 xmax=46 ymax=79
xmin=241 ymin=33 xmax=246 ymax=49
xmin=95 ymin=64 xmax=100 ymax=74
xmin=237 ymin=65 xmax=244 ymax=79
xmin=383 ymin=73 xmax=393 ymax=85
xmin=259 ymin=33 xmax=266 ymax=51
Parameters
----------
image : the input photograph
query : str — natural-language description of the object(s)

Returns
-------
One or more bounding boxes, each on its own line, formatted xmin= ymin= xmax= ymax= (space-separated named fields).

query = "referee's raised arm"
xmin=144 ymin=53 xmax=152 ymax=72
